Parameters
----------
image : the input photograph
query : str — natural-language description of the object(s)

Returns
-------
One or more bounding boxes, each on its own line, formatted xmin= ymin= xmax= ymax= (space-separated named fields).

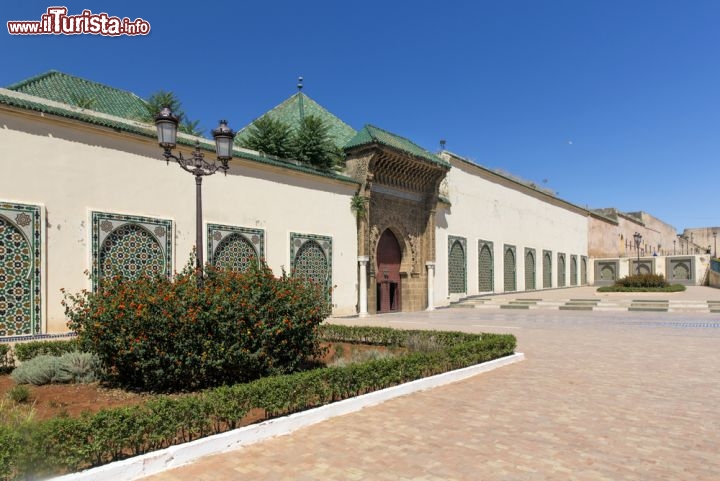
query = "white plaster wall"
xmin=0 ymin=111 xmax=358 ymax=333
xmin=435 ymin=158 xmax=588 ymax=306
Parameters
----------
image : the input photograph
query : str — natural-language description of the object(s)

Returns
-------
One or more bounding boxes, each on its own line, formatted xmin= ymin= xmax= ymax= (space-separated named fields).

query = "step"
xmin=629 ymin=307 xmax=668 ymax=312
xmin=559 ymin=305 xmax=594 ymax=311
xmin=500 ymin=304 xmax=530 ymax=309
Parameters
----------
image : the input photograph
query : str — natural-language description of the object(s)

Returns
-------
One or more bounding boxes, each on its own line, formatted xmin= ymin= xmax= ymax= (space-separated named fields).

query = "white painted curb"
xmin=49 ymin=352 xmax=524 ymax=481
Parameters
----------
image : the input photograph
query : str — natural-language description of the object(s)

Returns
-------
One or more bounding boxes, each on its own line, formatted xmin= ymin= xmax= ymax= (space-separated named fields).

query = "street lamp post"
xmin=633 ymin=232 xmax=642 ymax=274
xmin=155 ymin=107 xmax=236 ymax=286
xmin=714 ymin=231 xmax=717 ymax=259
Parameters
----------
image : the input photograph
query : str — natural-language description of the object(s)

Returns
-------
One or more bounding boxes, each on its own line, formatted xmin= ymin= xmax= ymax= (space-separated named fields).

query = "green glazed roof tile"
xmin=7 ymin=70 xmax=149 ymax=121
xmin=235 ymin=92 xmax=357 ymax=149
xmin=345 ymin=124 xmax=450 ymax=168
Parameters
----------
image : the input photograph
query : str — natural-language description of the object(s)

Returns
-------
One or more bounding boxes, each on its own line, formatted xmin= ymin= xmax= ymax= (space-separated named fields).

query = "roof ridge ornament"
xmin=297 ymin=76 xmax=305 ymax=120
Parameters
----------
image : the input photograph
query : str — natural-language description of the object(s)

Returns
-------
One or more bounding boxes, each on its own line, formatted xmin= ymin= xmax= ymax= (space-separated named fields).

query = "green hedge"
xmin=596 ymin=273 xmax=686 ymax=292
xmin=13 ymin=339 xmax=79 ymax=362
xmin=597 ymin=284 xmax=686 ymax=292
xmin=0 ymin=327 xmax=515 ymax=480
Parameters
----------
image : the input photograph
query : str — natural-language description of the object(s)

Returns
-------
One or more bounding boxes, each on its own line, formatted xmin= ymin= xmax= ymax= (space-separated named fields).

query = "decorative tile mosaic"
xmin=448 ymin=236 xmax=466 ymax=294
xmin=290 ymin=233 xmax=332 ymax=291
xmin=0 ymin=202 xmax=41 ymax=337
xmin=478 ymin=240 xmax=494 ymax=292
xmin=570 ymin=255 xmax=578 ymax=286
xmin=581 ymin=256 xmax=588 ymax=285
xmin=207 ymin=224 xmax=264 ymax=272
xmin=91 ymin=212 xmax=172 ymax=290
xmin=503 ymin=245 xmax=516 ymax=292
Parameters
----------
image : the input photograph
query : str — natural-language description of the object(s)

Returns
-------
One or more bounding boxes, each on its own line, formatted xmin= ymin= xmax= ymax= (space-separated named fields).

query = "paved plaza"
xmin=143 ymin=287 xmax=720 ymax=481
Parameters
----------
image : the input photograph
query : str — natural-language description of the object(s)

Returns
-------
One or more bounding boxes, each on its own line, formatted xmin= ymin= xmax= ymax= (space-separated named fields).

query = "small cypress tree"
xmin=240 ymin=116 xmax=294 ymax=159
xmin=291 ymin=115 xmax=343 ymax=170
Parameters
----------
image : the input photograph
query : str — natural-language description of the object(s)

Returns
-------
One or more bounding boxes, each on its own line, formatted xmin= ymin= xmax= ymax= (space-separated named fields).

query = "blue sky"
xmin=3 ymin=1 xmax=719 ymax=231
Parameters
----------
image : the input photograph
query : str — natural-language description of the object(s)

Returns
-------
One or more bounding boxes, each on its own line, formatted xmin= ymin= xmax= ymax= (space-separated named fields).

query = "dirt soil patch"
xmin=1 ymin=342 xmax=400 ymax=421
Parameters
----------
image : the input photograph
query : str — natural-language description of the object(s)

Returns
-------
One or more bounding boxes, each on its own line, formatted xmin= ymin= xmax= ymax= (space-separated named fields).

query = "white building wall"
xmin=434 ymin=155 xmax=588 ymax=306
xmin=0 ymin=110 xmax=358 ymax=333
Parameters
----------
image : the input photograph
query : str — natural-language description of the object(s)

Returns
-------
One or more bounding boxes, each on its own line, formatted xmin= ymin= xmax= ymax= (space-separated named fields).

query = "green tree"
xmin=291 ymin=115 xmax=343 ymax=170
xmin=239 ymin=116 xmax=294 ymax=159
xmin=143 ymin=90 xmax=204 ymax=136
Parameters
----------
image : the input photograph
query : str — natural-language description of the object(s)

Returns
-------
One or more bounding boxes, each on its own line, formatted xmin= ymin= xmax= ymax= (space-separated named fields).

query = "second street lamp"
xmin=633 ymin=232 xmax=642 ymax=274
xmin=155 ymin=107 xmax=236 ymax=286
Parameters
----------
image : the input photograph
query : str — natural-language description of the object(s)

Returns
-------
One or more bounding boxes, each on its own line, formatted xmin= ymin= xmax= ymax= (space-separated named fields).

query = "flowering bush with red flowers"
xmin=63 ymin=261 xmax=330 ymax=392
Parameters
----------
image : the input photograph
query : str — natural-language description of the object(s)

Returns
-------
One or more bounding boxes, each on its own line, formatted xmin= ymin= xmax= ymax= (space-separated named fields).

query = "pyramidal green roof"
xmin=345 ymin=124 xmax=450 ymax=168
xmin=7 ymin=70 xmax=149 ymax=121
xmin=235 ymin=92 xmax=357 ymax=149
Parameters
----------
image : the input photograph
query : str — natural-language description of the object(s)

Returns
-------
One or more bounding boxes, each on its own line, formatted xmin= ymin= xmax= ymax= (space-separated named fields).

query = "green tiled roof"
xmin=7 ymin=70 xmax=149 ymax=121
xmin=235 ymin=92 xmax=356 ymax=149
xmin=345 ymin=124 xmax=450 ymax=168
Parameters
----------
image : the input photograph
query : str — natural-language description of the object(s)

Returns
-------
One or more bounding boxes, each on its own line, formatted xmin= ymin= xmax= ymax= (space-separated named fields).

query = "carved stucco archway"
xmin=345 ymin=131 xmax=449 ymax=313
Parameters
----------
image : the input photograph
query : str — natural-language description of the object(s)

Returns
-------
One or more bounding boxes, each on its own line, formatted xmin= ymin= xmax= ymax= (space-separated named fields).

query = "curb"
xmin=50 ymin=352 xmax=525 ymax=481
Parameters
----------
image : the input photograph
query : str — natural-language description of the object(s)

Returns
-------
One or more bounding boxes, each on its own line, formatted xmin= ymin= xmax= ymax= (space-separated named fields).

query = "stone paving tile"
xmin=141 ymin=308 xmax=720 ymax=481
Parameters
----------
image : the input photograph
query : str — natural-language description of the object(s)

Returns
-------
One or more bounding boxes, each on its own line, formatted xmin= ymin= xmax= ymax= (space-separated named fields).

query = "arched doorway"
xmin=448 ymin=238 xmax=467 ymax=294
xmin=504 ymin=246 xmax=516 ymax=292
xmin=543 ymin=251 xmax=552 ymax=288
xmin=478 ymin=242 xmax=493 ymax=292
xmin=525 ymin=249 xmax=536 ymax=290
xmin=376 ymin=229 xmax=402 ymax=313
xmin=557 ymin=254 xmax=566 ymax=287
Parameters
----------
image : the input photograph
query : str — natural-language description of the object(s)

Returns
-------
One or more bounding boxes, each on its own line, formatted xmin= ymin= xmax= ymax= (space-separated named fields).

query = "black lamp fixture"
xmin=155 ymin=107 xmax=236 ymax=285
xmin=633 ymin=232 xmax=642 ymax=274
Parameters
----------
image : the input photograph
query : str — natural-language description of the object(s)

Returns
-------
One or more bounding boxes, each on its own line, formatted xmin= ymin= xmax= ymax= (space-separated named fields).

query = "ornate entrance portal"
xmin=376 ymin=229 xmax=402 ymax=312
xmin=345 ymin=125 xmax=450 ymax=313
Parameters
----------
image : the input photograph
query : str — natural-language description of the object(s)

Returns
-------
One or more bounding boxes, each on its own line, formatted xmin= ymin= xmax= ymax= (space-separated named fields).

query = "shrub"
xmin=64 ymin=261 xmax=330 ymax=392
xmin=615 ymin=273 xmax=669 ymax=288
xmin=597 ymin=273 xmax=686 ymax=292
xmin=54 ymin=352 xmax=103 ymax=383
xmin=11 ymin=355 xmax=58 ymax=386
xmin=11 ymin=352 xmax=102 ymax=385
xmin=0 ymin=345 xmax=14 ymax=375
xmin=6 ymin=385 xmax=30 ymax=404
xmin=14 ymin=339 xmax=79 ymax=362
